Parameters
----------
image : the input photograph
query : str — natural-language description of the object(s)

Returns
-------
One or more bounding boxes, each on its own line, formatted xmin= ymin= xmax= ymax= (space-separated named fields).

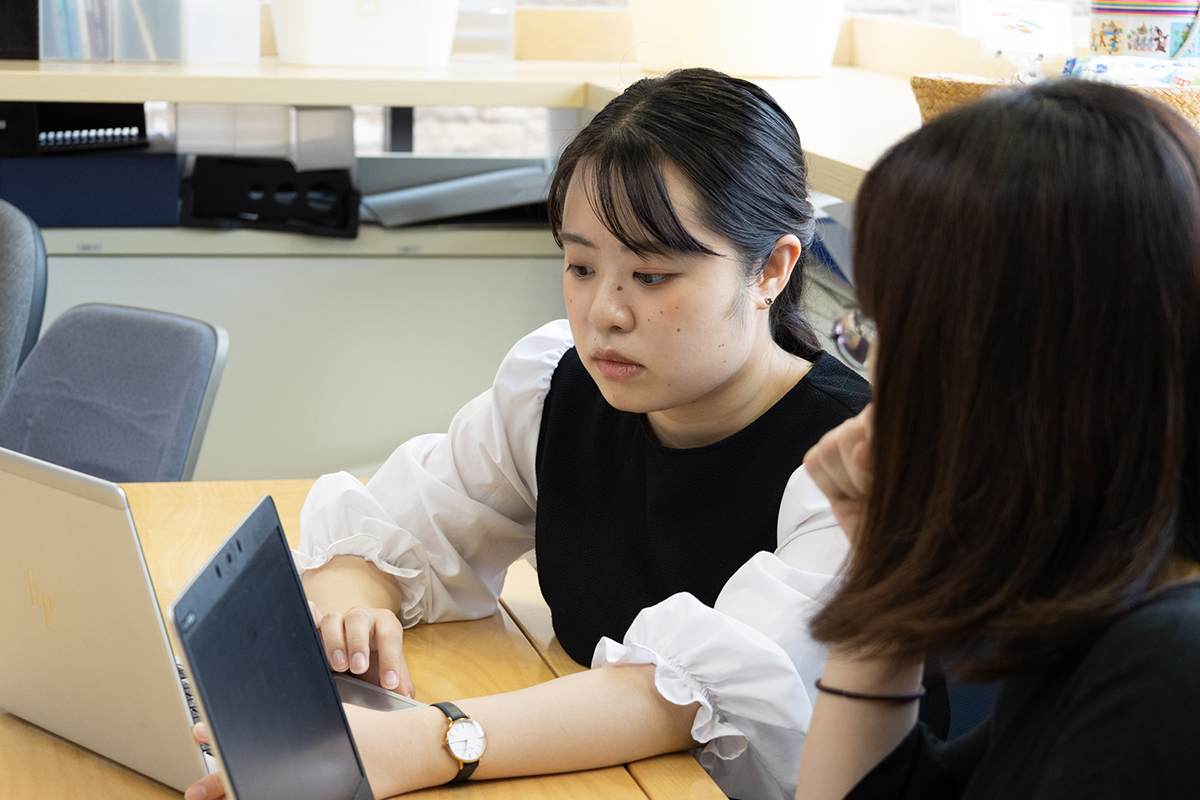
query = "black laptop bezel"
xmin=169 ymin=495 xmax=373 ymax=800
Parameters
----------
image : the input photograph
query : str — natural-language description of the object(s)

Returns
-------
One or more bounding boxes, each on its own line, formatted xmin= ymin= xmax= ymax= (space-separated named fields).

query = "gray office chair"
xmin=0 ymin=199 xmax=48 ymax=402
xmin=0 ymin=303 xmax=228 ymax=482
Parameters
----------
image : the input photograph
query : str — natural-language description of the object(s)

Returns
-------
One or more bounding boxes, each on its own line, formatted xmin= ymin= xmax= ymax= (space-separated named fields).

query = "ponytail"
xmin=769 ymin=264 xmax=821 ymax=359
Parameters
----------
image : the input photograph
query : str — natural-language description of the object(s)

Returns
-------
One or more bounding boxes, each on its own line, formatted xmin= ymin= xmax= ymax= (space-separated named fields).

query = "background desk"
xmin=0 ymin=480 xmax=721 ymax=800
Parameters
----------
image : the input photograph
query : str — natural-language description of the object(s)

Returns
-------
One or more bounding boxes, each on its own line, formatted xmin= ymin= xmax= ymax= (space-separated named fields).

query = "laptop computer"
xmin=0 ymin=446 xmax=208 ymax=790
xmin=0 ymin=447 xmax=421 ymax=793
xmin=170 ymin=495 xmax=414 ymax=800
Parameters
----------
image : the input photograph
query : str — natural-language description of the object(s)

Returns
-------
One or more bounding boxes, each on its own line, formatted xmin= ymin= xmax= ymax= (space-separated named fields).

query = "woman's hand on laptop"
xmin=312 ymin=601 xmax=416 ymax=698
xmin=301 ymin=555 xmax=416 ymax=697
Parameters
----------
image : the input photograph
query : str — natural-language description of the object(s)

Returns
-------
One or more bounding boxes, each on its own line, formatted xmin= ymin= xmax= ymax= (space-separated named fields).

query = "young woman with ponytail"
xmin=186 ymin=68 xmax=894 ymax=800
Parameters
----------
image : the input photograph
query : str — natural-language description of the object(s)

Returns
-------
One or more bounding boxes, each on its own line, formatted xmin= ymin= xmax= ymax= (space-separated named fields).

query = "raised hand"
xmin=803 ymin=405 xmax=872 ymax=547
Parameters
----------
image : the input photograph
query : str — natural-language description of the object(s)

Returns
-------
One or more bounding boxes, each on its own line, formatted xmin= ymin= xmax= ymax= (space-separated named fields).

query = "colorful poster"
xmin=1089 ymin=2 xmax=1200 ymax=60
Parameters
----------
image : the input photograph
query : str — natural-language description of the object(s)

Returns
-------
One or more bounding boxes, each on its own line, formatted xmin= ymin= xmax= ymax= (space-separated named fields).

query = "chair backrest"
xmin=0 ymin=303 xmax=228 ymax=482
xmin=0 ymin=199 xmax=48 ymax=401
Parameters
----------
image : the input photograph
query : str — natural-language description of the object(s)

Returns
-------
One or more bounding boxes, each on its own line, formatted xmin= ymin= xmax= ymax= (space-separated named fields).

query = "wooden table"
xmin=0 ymin=480 xmax=722 ymax=800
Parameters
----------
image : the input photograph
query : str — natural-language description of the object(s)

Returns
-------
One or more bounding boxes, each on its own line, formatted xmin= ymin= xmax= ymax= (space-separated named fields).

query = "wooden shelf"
xmin=0 ymin=57 xmax=920 ymax=201
xmin=0 ymin=57 xmax=636 ymax=109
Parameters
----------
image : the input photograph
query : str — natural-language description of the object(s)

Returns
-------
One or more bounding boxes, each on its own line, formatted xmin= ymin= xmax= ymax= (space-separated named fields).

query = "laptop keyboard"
xmin=175 ymin=658 xmax=218 ymax=772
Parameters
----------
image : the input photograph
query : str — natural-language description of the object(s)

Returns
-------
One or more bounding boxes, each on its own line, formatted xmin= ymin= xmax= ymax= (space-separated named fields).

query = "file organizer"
xmin=0 ymin=102 xmax=146 ymax=156
xmin=181 ymin=156 xmax=360 ymax=238
xmin=40 ymin=0 xmax=258 ymax=63
xmin=112 ymin=0 xmax=180 ymax=61
xmin=40 ymin=0 xmax=112 ymax=60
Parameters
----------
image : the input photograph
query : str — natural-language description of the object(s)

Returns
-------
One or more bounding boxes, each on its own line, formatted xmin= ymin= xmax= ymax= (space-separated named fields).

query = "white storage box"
xmin=176 ymin=104 xmax=237 ymax=153
xmin=176 ymin=104 xmax=290 ymax=157
xmin=48 ymin=0 xmax=259 ymax=63
xmin=233 ymin=105 xmax=291 ymax=157
xmin=271 ymin=0 xmax=460 ymax=68
xmin=294 ymin=106 xmax=355 ymax=171
xmin=452 ymin=0 xmax=515 ymax=62
xmin=184 ymin=0 xmax=260 ymax=64
xmin=628 ymin=0 xmax=846 ymax=78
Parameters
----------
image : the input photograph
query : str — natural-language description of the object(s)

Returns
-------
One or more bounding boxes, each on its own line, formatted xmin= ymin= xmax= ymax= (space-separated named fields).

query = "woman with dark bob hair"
xmin=185 ymin=69 xmax=897 ymax=800
xmin=799 ymin=80 xmax=1200 ymax=798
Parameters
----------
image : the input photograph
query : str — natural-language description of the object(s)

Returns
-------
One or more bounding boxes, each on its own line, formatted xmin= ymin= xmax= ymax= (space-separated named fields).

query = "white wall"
xmin=44 ymin=253 xmax=566 ymax=480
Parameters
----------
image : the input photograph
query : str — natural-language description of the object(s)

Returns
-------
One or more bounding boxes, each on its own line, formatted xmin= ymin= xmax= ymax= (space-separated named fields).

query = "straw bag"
xmin=911 ymin=4 xmax=1200 ymax=128
xmin=910 ymin=73 xmax=1200 ymax=128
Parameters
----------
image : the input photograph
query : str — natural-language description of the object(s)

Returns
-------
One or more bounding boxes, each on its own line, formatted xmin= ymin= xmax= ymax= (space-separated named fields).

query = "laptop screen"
xmin=171 ymin=496 xmax=371 ymax=800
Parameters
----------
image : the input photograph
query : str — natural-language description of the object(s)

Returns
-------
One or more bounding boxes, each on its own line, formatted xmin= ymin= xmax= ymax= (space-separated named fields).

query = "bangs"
xmin=565 ymin=142 xmax=719 ymax=259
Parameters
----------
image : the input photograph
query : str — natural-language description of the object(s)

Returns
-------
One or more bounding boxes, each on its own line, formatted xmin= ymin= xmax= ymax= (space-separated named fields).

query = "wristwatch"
xmin=431 ymin=702 xmax=487 ymax=784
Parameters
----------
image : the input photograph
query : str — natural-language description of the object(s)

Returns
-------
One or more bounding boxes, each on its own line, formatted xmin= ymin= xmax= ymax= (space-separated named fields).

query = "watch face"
xmin=446 ymin=718 xmax=487 ymax=763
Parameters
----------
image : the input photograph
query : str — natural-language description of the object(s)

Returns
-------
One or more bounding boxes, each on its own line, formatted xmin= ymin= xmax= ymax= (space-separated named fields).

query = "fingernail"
xmin=383 ymin=670 xmax=398 ymax=689
xmin=185 ymin=784 xmax=207 ymax=800
xmin=351 ymin=653 xmax=368 ymax=672
xmin=332 ymin=650 xmax=347 ymax=669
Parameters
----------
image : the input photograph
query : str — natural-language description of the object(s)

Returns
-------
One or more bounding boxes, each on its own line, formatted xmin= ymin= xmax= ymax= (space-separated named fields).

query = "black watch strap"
xmin=454 ymin=761 xmax=478 ymax=783
xmin=432 ymin=702 xmax=478 ymax=783
xmin=432 ymin=701 xmax=468 ymax=721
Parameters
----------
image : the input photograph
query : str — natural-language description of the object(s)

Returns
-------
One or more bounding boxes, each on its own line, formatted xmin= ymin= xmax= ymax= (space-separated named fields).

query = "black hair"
xmin=812 ymin=80 xmax=1200 ymax=679
xmin=548 ymin=68 xmax=821 ymax=359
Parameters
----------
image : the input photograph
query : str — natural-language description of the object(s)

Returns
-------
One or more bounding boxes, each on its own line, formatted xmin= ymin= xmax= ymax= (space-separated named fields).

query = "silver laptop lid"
xmin=0 ymin=447 xmax=206 ymax=791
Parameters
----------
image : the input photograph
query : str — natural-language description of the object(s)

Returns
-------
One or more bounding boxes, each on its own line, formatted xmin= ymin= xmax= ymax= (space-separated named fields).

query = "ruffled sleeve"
xmin=590 ymin=464 xmax=845 ymax=800
xmin=293 ymin=320 xmax=574 ymax=627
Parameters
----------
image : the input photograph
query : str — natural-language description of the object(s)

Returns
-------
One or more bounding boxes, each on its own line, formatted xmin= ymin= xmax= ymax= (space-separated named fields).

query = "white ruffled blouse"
xmin=294 ymin=319 xmax=849 ymax=800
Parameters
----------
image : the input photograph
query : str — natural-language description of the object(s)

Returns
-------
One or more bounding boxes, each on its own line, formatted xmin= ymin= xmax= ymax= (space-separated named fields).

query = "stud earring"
xmin=765 ymin=297 xmax=774 ymax=306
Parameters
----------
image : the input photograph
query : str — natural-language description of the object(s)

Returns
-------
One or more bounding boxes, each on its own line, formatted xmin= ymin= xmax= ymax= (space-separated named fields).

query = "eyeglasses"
xmin=832 ymin=309 xmax=875 ymax=370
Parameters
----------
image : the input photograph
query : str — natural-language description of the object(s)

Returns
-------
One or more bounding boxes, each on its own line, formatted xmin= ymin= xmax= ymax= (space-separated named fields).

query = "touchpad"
xmin=334 ymin=674 xmax=425 ymax=713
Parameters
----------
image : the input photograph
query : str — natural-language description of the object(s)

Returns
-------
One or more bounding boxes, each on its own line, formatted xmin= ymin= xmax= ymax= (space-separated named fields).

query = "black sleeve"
xmin=843 ymin=587 xmax=1200 ymax=800
xmin=918 ymin=663 xmax=950 ymax=741
xmin=1028 ymin=596 xmax=1200 ymax=800
xmin=844 ymin=719 xmax=991 ymax=800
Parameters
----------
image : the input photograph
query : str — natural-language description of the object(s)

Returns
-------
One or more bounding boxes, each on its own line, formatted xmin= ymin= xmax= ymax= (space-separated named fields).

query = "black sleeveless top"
xmin=534 ymin=347 xmax=871 ymax=665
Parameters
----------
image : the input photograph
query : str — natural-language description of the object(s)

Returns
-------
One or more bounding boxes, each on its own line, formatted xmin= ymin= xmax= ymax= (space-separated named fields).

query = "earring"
xmin=765 ymin=297 xmax=774 ymax=306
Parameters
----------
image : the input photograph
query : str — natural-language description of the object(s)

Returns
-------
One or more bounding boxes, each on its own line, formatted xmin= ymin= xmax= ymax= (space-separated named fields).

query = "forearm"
xmin=371 ymin=664 xmax=700 ymax=795
xmin=302 ymin=555 xmax=405 ymax=616
xmin=795 ymin=651 xmax=924 ymax=800
xmin=463 ymin=664 xmax=699 ymax=777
